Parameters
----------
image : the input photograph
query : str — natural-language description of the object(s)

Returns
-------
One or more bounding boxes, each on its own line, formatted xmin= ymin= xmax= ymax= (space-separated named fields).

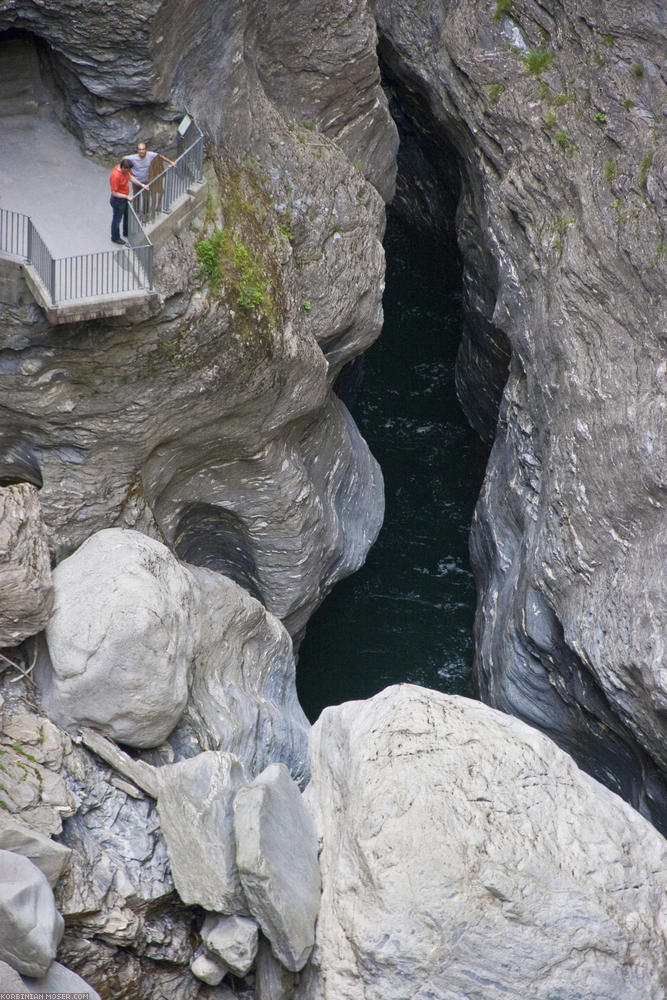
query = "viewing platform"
xmin=0 ymin=35 xmax=205 ymax=325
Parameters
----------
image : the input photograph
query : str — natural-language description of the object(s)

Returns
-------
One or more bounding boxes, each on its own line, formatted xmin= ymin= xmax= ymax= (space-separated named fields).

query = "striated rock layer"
xmin=300 ymin=685 xmax=667 ymax=1000
xmin=373 ymin=0 xmax=667 ymax=829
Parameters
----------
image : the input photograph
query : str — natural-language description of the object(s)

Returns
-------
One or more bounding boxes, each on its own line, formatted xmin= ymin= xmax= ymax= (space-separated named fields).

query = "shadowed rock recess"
xmin=0 ymin=0 xmax=665 ymax=998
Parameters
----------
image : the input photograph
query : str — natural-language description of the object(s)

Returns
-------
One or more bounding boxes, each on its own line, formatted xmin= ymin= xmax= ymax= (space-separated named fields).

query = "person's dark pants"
xmin=110 ymin=196 xmax=128 ymax=242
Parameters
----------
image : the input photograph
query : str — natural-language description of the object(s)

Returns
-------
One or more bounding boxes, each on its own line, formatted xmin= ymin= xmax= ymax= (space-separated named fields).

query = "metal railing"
xmin=0 ymin=115 xmax=204 ymax=308
xmin=134 ymin=119 xmax=204 ymax=227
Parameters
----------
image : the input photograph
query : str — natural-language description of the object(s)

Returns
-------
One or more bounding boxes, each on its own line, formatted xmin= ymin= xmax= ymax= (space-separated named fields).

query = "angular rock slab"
xmin=201 ymin=912 xmax=258 ymax=976
xmin=0 ymin=849 xmax=64 ymax=978
xmin=234 ymin=763 xmax=320 ymax=972
xmin=39 ymin=528 xmax=196 ymax=748
xmin=190 ymin=949 xmax=228 ymax=987
xmin=298 ymin=685 xmax=667 ymax=1000
xmin=0 ymin=484 xmax=53 ymax=647
xmin=156 ymin=751 xmax=248 ymax=913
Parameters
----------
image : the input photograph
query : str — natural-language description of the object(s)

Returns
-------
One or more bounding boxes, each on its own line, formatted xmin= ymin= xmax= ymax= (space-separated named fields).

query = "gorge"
xmin=0 ymin=1 xmax=665 ymax=998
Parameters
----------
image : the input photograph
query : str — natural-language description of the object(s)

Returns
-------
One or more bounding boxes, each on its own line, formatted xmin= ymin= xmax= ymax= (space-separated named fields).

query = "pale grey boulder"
xmin=298 ymin=685 xmax=667 ymax=1000
xmin=0 ymin=484 xmax=53 ymax=647
xmin=189 ymin=949 xmax=228 ymax=987
xmin=22 ymin=960 xmax=101 ymax=1000
xmin=0 ymin=960 xmax=28 ymax=993
xmin=200 ymin=913 xmax=259 ymax=977
xmin=186 ymin=566 xmax=310 ymax=786
xmin=0 ymin=816 xmax=71 ymax=888
xmin=0 ymin=849 xmax=64 ymax=978
xmin=156 ymin=751 xmax=248 ymax=914
xmin=234 ymin=763 xmax=320 ymax=972
xmin=38 ymin=529 xmax=197 ymax=748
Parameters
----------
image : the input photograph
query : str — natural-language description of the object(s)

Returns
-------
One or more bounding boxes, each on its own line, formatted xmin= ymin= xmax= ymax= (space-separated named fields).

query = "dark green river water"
xmin=297 ymin=210 xmax=483 ymax=723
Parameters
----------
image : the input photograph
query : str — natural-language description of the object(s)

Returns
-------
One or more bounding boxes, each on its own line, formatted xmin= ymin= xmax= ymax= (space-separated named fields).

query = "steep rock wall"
xmin=0 ymin=0 xmax=397 ymax=636
xmin=372 ymin=0 xmax=666 ymax=828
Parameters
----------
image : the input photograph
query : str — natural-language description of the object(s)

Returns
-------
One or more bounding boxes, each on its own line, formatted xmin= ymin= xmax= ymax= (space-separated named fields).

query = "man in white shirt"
xmin=126 ymin=142 xmax=176 ymax=218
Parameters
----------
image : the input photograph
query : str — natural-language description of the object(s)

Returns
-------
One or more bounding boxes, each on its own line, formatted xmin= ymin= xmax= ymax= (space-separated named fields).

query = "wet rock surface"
xmin=0 ymin=485 xmax=53 ymax=647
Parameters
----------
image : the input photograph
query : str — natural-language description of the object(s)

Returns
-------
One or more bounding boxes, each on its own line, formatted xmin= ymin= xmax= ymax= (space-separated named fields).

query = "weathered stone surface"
xmin=234 ymin=763 xmax=320 ymax=972
xmin=298 ymin=685 xmax=667 ymax=1000
xmin=374 ymin=0 xmax=667 ymax=830
xmin=0 ymin=485 xmax=52 ymax=647
xmin=38 ymin=529 xmax=196 ymax=748
xmin=186 ymin=566 xmax=310 ymax=786
xmin=0 ymin=715 xmax=76 ymax=837
xmin=0 ymin=815 xmax=71 ymax=888
xmin=200 ymin=913 xmax=258 ymax=977
xmin=0 ymin=849 xmax=64 ymax=978
xmin=0 ymin=960 xmax=28 ymax=994
xmin=156 ymin=752 xmax=248 ymax=914
xmin=21 ymin=960 xmax=102 ymax=1000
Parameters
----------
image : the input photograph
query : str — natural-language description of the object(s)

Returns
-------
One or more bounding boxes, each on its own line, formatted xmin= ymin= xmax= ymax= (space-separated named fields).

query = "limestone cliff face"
xmin=372 ymin=0 xmax=666 ymax=827
xmin=0 ymin=0 xmax=397 ymax=637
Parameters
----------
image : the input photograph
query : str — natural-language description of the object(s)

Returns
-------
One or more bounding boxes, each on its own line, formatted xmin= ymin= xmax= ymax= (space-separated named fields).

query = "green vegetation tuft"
xmin=195 ymin=228 xmax=226 ymax=293
xmin=544 ymin=110 xmax=557 ymax=127
xmin=594 ymin=111 xmax=607 ymax=124
xmin=552 ymin=92 xmax=570 ymax=107
xmin=493 ymin=0 xmax=512 ymax=21
xmin=489 ymin=83 xmax=504 ymax=104
xmin=604 ymin=160 xmax=617 ymax=184
xmin=522 ymin=49 xmax=554 ymax=75
xmin=630 ymin=62 xmax=643 ymax=78
xmin=602 ymin=34 xmax=615 ymax=47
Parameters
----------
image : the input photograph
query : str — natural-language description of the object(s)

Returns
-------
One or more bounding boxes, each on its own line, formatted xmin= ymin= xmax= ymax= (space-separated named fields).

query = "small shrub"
xmin=489 ymin=83 xmax=504 ymax=104
xmin=630 ymin=62 xmax=643 ymax=78
xmin=604 ymin=160 xmax=617 ymax=184
xmin=522 ymin=49 xmax=554 ymax=75
xmin=602 ymin=34 xmax=615 ymax=47
xmin=594 ymin=111 xmax=607 ymax=123
xmin=195 ymin=228 xmax=226 ymax=292
xmin=622 ymin=99 xmax=634 ymax=110
xmin=302 ymin=299 xmax=312 ymax=312
xmin=553 ymin=92 xmax=570 ymax=107
xmin=493 ymin=0 xmax=512 ymax=20
xmin=544 ymin=110 xmax=557 ymax=127
xmin=555 ymin=130 xmax=578 ymax=154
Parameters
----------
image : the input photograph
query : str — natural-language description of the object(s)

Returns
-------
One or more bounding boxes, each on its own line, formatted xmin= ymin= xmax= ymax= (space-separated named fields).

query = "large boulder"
xmin=0 ymin=850 xmax=64 ymax=978
xmin=38 ymin=529 xmax=197 ymax=748
xmin=21 ymin=960 xmax=102 ymax=1000
xmin=298 ymin=685 xmax=667 ymax=1000
xmin=234 ymin=763 xmax=320 ymax=972
xmin=0 ymin=484 xmax=53 ymax=647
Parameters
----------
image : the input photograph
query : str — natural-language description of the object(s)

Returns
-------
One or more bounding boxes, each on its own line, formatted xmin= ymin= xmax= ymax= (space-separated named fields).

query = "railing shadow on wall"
xmin=0 ymin=116 xmax=203 ymax=307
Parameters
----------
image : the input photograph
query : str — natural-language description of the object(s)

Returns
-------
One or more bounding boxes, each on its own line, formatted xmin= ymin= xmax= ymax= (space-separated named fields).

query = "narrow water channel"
xmin=297 ymin=209 xmax=483 ymax=723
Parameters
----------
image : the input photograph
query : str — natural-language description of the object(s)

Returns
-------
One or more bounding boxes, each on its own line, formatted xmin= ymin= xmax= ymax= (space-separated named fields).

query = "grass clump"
xmin=195 ymin=227 xmax=268 ymax=312
xmin=493 ymin=0 xmax=512 ymax=20
xmin=555 ymin=130 xmax=577 ymax=153
xmin=489 ymin=83 xmax=504 ymax=104
xmin=604 ymin=160 xmax=617 ymax=184
xmin=522 ymin=49 xmax=554 ymax=75
xmin=544 ymin=110 xmax=557 ymax=127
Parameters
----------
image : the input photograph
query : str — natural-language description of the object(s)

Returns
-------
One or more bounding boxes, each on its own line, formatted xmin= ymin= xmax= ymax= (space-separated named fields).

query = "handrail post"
xmin=50 ymin=257 xmax=56 ymax=305
xmin=26 ymin=218 xmax=33 ymax=263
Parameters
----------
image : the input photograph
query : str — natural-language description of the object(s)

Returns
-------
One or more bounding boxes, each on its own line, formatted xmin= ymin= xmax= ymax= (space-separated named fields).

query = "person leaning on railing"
xmin=109 ymin=158 xmax=148 ymax=246
xmin=126 ymin=142 xmax=176 ymax=220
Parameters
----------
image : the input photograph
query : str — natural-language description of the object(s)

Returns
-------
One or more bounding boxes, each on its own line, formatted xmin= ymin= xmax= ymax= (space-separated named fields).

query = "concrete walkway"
xmin=1 ymin=107 xmax=120 ymax=258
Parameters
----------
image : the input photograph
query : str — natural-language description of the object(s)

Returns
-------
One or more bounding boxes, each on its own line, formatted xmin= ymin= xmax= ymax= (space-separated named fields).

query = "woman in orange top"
xmin=109 ymin=158 xmax=148 ymax=245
